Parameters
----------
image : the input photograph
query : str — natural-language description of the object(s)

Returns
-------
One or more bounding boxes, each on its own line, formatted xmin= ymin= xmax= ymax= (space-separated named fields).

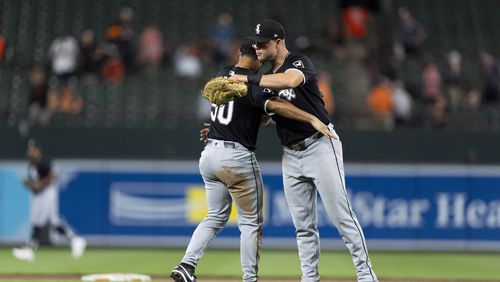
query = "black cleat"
xmin=170 ymin=264 xmax=197 ymax=282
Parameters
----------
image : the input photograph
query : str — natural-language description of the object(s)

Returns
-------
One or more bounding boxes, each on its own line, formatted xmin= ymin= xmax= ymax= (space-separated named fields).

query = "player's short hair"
xmin=240 ymin=37 xmax=257 ymax=59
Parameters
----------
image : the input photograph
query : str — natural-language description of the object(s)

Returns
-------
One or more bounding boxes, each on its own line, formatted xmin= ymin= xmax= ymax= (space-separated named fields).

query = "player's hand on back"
xmin=311 ymin=118 xmax=337 ymax=139
xmin=200 ymin=122 xmax=210 ymax=142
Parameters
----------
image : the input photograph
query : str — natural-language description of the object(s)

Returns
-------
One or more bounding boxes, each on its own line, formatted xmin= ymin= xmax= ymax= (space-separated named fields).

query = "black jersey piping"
xmin=328 ymin=138 xmax=376 ymax=281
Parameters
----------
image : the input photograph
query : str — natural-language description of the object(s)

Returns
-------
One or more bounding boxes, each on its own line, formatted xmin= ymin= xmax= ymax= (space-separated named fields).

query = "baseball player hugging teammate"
xmin=170 ymin=39 xmax=332 ymax=282
xmin=231 ymin=20 xmax=379 ymax=282
xmin=12 ymin=140 xmax=86 ymax=262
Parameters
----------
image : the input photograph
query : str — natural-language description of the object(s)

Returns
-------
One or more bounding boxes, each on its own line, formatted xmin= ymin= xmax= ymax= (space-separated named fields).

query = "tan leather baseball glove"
xmin=202 ymin=77 xmax=248 ymax=105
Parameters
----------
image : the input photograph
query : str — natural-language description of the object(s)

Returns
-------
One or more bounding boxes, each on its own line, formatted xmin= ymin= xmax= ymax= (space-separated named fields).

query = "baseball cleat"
xmin=71 ymin=236 xmax=87 ymax=259
xmin=12 ymin=247 xmax=35 ymax=262
xmin=170 ymin=264 xmax=197 ymax=282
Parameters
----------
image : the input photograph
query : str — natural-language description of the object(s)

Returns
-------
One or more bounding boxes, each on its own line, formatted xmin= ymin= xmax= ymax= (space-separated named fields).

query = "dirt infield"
xmin=0 ymin=274 xmax=495 ymax=282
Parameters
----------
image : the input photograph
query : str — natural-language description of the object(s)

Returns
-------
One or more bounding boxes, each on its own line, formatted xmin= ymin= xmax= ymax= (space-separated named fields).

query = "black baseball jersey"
xmin=27 ymin=158 xmax=53 ymax=194
xmin=28 ymin=159 xmax=52 ymax=180
xmin=207 ymin=66 xmax=269 ymax=151
xmin=263 ymin=52 xmax=331 ymax=145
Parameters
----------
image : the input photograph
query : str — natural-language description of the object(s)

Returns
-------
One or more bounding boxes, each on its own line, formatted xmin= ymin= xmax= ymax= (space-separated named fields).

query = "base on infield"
xmin=81 ymin=273 xmax=151 ymax=281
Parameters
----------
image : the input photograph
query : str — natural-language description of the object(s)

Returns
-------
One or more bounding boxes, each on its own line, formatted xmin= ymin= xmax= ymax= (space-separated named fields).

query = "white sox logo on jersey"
xmin=278 ymin=89 xmax=296 ymax=101
xmin=255 ymin=24 xmax=261 ymax=34
xmin=263 ymin=87 xmax=296 ymax=101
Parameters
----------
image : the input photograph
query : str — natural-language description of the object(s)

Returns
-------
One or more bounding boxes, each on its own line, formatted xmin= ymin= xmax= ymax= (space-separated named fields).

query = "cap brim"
xmin=249 ymin=35 xmax=271 ymax=43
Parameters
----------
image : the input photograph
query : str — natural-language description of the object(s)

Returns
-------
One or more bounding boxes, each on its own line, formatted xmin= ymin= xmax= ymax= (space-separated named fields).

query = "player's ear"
xmin=276 ymin=39 xmax=284 ymax=49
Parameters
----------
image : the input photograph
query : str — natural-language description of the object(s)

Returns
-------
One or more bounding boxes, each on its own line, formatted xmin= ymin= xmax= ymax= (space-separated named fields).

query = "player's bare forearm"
xmin=266 ymin=99 xmax=334 ymax=138
xmin=260 ymin=72 xmax=302 ymax=89
xmin=231 ymin=71 xmax=302 ymax=89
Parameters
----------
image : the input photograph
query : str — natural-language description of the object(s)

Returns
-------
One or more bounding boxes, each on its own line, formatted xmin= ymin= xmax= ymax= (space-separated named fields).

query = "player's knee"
xmin=295 ymin=228 xmax=319 ymax=238
xmin=204 ymin=213 xmax=230 ymax=228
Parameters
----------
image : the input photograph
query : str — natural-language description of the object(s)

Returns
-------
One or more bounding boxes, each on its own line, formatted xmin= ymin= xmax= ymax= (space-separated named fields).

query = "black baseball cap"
xmin=250 ymin=19 xmax=285 ymax=43
xmin=240 ymin=37 xmax=257 ymax=58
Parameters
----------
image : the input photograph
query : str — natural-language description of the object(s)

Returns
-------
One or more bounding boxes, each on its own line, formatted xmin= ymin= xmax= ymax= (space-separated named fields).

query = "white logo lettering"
xmin=352 ymin=191 xmax=430 ymax=228
xmin=435 ymin=193 xmax=500 ymax=229
xmin=436 ymin=193 xmax=466 ymax=228
xmin=255 ymin=24 xmax=261 ymax=35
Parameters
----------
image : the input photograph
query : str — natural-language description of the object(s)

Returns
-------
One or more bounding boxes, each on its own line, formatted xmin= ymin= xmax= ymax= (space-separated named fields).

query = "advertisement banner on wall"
xmin=2 ymin=161 xmax=500 ymax=250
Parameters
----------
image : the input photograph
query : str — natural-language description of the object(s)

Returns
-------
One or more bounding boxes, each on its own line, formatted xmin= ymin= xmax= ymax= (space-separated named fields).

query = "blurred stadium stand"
xmin=1 ymin=0 xmax=500 ymax=161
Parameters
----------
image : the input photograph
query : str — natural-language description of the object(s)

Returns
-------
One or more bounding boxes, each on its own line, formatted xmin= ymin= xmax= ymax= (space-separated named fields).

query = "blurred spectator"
xmin=18 ymin=67 xmax=52 ymax=136
xmin=427 ymin=95 xmax=448 ymax=128
xmin=324 ymin=17 xmax=347 ymax=59
xmin=398 ymin=7 xmax=426 ymax=57
xmin=48 ymin=86 xmax=83 ymax=115
xmin=79 ymin=30 xmax=105 ymax=84
xmin=368 ymin=76 xmax=393 ymax=129
xmin=137 ymin=24 xmax=165 ymax=69
xmin=341 ymin=3 xmax=372 ymax=41
xmin=422 ymin=58 xmax=442 ymax=104
xmin=391 ymin=80 xmax=413 ymax=127
xmin=48 ymin=36 xmax=85 ymax=118
xmin=479 ymin=51 xmax=500 ymax=104
xmin=101 ymin=43 xmax=125 ymax=85
xmin=105 ymin=6 xmax=135 ymax=70
xmin=318 ymin=71 xmax=335 ymax=116
xmin=173 ymin=44 xmax=202 ymax=78
xmin=27 ymin=67 xmax=51 ymax=123
xmin=462 ymin=87 xmax=481 ymax=110
xmin=209 ymin=13 xmax=235 ymax=64
xmin=443 ymin=50 xmax=466 ymax=110
xmin=0 ymin=34 xmax=6 ymax=63
xmin=49 ymin=32 xmax=79 ymax=91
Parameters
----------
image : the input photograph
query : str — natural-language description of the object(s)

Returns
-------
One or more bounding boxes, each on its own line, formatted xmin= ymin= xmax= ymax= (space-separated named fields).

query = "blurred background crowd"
xmin=1 ymin=0 xmax=500 ymax=135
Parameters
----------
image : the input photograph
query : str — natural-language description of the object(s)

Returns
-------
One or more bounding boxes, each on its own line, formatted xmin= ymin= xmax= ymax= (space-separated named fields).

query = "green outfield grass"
xmin=1 ymin=247 xmax=499 ymax=281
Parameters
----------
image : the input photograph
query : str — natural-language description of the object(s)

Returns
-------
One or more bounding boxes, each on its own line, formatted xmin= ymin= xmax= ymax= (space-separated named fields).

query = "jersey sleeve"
xmin=248 ymin=85 xmax=276 ymax=113
xmin=284 ymin=54 xmax=317 ymax=85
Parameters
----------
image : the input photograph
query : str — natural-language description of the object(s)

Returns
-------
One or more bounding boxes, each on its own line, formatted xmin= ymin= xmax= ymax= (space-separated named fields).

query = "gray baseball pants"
xmin=182 ymin=139 xmax=264 ymax=282
xmin=282 ymin=126 xmax=378 ymax=282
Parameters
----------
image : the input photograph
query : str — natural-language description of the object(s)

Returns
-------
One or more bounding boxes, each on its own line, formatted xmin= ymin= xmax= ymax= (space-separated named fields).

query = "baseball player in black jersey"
xmin=171 ymin=39 xmax=332 ymax=282
xmin=12 ymin=140 xmax=86 ymax=262
xmin=231 ymin=20 xmax=378 ymax=282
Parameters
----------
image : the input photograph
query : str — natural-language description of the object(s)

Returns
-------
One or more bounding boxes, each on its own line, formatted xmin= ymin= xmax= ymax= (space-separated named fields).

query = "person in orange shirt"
xmin=368 ymin=77 xmax=392 ymax=114
xmin=318 ymin=71 xmax=335 ymax=116
xmin=368 ymin=77 xmax=393 ymax=129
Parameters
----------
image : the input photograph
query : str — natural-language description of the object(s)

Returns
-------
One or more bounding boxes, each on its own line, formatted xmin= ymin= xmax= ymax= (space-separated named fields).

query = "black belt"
xmin=286 ymin=132 xmax=324 ymax=151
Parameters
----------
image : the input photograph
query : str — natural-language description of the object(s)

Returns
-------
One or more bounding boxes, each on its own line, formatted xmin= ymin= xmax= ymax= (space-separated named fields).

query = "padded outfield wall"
xmin=1 ymin=160 xmax=500 ymax=251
